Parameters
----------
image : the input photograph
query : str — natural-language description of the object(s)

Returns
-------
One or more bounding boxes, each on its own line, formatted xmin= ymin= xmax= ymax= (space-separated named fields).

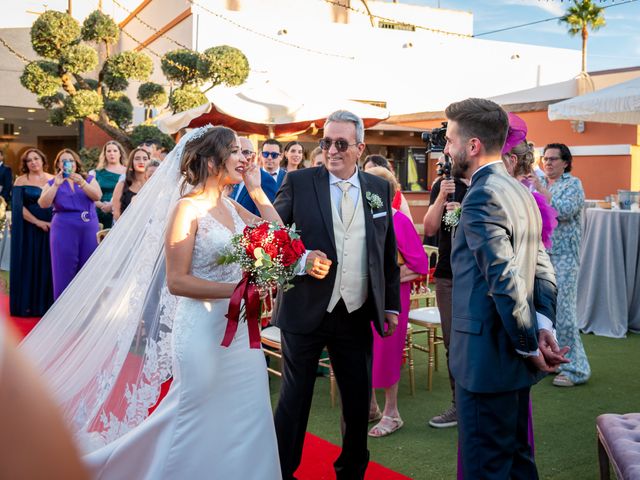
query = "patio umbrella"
xmin=157 ymin=82 xmax=390 ymax=137
xmin=548 ymin=76 xmax=640 ymax=125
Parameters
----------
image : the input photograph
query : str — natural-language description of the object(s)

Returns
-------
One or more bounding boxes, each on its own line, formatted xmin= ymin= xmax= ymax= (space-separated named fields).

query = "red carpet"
xmin=2 ymin=292 xmax=410 ymax=480
xmin=298 ymin=433 xmax=412 ymax=480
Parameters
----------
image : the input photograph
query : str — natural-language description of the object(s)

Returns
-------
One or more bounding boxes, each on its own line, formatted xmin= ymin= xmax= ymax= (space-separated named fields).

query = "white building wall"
xmin=114 ymin=0 xmax=580 ymax=116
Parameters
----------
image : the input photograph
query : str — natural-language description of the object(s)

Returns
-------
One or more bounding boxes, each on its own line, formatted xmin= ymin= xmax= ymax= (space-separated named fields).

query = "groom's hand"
xmin=538 ymin=329 xmax=570 ymax=368
xmin=305 ymin=250 xmax=332 ymax=279
xmin=383 ymin=312 xmax=398 ymax=337
xmin=527 ymin=351 xmax=557 ymax=374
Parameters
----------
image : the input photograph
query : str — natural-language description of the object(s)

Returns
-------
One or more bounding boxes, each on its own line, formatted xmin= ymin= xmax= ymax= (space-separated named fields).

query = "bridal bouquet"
xmin=219 ymin=221 xmax=306 ymax=348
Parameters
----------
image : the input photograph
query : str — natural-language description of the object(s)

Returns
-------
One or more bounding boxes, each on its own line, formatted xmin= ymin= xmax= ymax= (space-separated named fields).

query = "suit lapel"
xmin=238 ymin=185 xmax=249 ymax=204
xmin=358 ymin=171 xmax=375 ymax=253
xmin=313 ymin=167 xmax=336 ymax=252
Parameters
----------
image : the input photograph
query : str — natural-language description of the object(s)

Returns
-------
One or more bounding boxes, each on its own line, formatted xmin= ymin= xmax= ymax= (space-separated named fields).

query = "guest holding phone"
xmin=38 ymin=149 xmax=102 ymax=299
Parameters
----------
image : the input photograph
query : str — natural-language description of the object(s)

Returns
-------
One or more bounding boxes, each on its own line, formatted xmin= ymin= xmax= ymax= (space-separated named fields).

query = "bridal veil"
xmin=20 ymin=126 xmax=211 ymax=453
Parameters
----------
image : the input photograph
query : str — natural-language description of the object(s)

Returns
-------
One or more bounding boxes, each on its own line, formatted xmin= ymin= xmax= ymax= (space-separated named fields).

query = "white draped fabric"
xmin=20 ymin=128 xmax=196 ymax=452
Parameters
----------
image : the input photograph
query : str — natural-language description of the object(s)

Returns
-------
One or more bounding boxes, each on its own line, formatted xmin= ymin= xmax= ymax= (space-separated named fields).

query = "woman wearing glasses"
xmin=541 ymin=143 xmax=590 ymax=388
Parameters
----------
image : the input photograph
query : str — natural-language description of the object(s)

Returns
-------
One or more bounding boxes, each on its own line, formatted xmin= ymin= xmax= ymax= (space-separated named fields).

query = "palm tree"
xmin=560 ymin=0 xmax=606 ymax=74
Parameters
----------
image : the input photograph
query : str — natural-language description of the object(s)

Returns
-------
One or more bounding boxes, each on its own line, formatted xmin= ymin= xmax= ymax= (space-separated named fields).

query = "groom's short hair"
xmin=445 ymin=98 xmax=508 ymax=155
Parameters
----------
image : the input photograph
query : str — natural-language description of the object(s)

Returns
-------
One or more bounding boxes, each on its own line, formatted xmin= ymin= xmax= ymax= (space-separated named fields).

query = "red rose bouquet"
xmin=218 ymin=221 xmax=305 ymax=348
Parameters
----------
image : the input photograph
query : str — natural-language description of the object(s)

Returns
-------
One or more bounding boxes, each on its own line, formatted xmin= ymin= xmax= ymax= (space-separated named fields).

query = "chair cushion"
xmin=597 ymin=413 xmax=640 ymax=479
xmin=261 ymin=326 xmax=281 ymax=343
xmin=408 ymin=307 xmax=441 ymax=326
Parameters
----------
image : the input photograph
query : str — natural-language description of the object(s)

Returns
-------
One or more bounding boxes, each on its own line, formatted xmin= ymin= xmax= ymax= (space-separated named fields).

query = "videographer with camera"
xmin=422 ymin=125 xmax=469 ymax=429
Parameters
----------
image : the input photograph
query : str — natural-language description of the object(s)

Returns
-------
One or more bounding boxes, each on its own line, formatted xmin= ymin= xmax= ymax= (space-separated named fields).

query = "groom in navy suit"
xmin=445 ymin=98 xmax=568 ymax=479
xmin=230 ymin=137 xmax=278 ymax=216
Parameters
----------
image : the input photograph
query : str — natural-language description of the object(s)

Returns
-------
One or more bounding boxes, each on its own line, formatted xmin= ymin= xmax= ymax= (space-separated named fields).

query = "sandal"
xmin=552 ymin=374 xmax=576 ymax=387
xmin=368 ymin=415 xmax=404 ymax=438
xmin=368 ymin=406 xmax=382 ymax=423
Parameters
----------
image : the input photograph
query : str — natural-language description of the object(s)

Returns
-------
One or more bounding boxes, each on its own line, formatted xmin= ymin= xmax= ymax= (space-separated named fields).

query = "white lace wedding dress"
xmin=85 ymin=198 xmax=282 ymax=479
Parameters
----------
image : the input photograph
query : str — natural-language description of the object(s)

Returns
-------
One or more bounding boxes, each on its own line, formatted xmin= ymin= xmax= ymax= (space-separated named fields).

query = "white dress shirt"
xmin=328 ymin=169 xmax=361 ymax=213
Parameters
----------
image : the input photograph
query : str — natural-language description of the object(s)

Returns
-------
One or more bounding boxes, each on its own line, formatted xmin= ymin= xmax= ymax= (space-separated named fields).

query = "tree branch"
xmin=60 ymin=72 xmax=78 ymax=96
xmin=88 ymin=113 xmax=134 ymax=149
xmin=73 ymin=73 xmax=91 ymax=90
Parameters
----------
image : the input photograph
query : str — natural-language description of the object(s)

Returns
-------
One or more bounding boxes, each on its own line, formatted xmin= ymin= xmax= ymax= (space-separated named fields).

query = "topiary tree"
xmin=20 ymin=9 xmax=168 ymax=149
xmin=137 ymin=82 xmax=168 ymax=120
xmin=130 ymin=124 xmax=175 ymax=152
xmin=161 ymin=45 xmax=249 ymax=113
xmin=78 ymin=146 xmax=101 ymax=171
xmin=21 ymin=10 xmax=251 ymax=146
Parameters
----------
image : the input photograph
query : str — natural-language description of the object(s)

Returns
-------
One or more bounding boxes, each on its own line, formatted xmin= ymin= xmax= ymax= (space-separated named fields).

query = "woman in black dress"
xmin=10 ymin=148 xmax=55 ymax=317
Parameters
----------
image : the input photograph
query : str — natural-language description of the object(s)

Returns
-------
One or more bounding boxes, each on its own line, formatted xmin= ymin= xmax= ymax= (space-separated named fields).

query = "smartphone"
xmin=62 ymin=159 xmax=74 ymax=178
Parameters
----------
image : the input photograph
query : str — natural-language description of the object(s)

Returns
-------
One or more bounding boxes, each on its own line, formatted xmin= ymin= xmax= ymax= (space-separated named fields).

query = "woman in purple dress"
xmin=38 ymin=149 xmax=102 ymax=299
xmin=366 ymin=166 xmax=428 ymax=437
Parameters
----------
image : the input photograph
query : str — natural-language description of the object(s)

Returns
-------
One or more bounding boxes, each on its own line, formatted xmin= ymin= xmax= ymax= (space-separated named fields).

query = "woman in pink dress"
xmin=366 ymin=166 xmax=428 ymax=437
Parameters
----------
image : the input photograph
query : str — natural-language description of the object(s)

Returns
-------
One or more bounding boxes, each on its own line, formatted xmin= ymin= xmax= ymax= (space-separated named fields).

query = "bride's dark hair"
xmin=180 ymin=126 xmax=237 ymax=195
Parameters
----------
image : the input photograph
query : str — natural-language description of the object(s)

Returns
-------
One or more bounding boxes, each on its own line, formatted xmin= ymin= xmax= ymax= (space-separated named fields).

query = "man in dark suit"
xmin=0 ymin=150 xmax=12 ymax=204
xmin=230 ymin=137 xmax=278 ymax=216
xmin=261 ymin=139 xmax=286 ymax=189
xmin=446 ymin=98 xmax=568 ymax=479
xmin=273 ymin=110 xmax=400 ymax=480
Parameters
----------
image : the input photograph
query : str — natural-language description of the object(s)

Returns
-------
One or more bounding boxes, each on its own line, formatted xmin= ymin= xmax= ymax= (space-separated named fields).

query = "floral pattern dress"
xmin=542 ymin=173 xmax=591 ymax=384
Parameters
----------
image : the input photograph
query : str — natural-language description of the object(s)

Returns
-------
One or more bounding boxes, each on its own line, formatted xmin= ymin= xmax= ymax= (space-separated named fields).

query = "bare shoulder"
xmin=13 ymin=175 xmax=27 ymax=186
xmin=174 ymin=197 xmax=202 ymax=218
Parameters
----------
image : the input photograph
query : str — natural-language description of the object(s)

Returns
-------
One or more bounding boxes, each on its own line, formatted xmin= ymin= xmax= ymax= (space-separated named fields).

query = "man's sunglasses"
xmin=319 ymin=138 xmax=358 ymax=152
xmin=261 ymin=151 xmax=281 ymax=159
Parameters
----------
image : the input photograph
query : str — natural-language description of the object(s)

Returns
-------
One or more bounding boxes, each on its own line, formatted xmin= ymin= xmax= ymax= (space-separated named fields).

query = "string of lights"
xmin=111 ymin=0 xmax=192 ymax=51
xmin=0 ymin=36 xmax=33 ymax=64
xmin=475 ymin=0 xmax=638 ymax=37
xmin=119 ymin=27 xmax=199 ymax=78
xmin=111 ymin=0 xmax=266 ymax=75
xmin=187 ymin=0 xmax=355 ymax=59
xmin=321 ymin=0 xmax=472 ymax=38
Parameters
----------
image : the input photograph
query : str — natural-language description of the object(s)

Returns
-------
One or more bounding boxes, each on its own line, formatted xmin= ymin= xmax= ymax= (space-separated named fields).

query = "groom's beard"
xmin=451 ymin=150 xmax=469 ymax=179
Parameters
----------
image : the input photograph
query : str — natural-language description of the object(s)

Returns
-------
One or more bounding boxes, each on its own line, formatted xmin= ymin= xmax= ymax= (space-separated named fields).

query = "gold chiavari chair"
xmin=260 ymin=295 xmax=337 ymax=407
xmin=406 ymin=246 xmax=443 ymax=391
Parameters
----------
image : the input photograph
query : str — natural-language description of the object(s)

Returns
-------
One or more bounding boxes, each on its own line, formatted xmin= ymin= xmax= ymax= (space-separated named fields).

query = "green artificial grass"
xmin=269 ymin=333 xmax=640 ymax=480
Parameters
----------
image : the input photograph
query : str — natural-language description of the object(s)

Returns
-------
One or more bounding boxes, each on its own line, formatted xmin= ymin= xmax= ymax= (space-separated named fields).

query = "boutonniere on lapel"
xmin=365 ymin=191 xmax=384 ymax=212
xmin=443 ymin=206 xmax=462 ymax=231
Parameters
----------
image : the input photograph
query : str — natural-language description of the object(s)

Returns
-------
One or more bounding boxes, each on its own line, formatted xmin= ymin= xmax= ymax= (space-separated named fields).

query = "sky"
xmin=416 ymin=0 xmax=640 ymax=72
xmin=2 ymin=0 xmax=639 ymax=72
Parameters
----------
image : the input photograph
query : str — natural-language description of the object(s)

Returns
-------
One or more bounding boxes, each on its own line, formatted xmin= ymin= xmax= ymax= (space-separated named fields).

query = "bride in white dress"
xmin=20 ymin=126 xmax=282 ymax=479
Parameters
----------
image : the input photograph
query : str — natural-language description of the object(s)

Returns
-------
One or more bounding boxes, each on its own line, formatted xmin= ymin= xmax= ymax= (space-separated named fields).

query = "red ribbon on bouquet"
xmin=221 ymin=272 xmax=261 ymax=349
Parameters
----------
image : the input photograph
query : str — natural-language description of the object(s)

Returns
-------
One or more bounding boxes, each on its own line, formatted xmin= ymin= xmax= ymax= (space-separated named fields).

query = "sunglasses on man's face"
xmin=319 ymin=138 xmax=358 ymax=152
xmin=261 ymin=151 xmax=280 ymax=159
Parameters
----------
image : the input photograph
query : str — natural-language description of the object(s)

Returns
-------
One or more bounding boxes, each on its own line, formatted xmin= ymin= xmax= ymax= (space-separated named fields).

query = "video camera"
xmin=421 ymin=121 xmax=451 ymax=178
xmin=421 ymin=122 xmax=448 ymax=154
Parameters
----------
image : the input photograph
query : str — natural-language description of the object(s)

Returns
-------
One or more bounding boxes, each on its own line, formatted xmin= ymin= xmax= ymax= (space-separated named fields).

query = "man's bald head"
xmin=238 ymin=137 xmax=258 ymax=166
